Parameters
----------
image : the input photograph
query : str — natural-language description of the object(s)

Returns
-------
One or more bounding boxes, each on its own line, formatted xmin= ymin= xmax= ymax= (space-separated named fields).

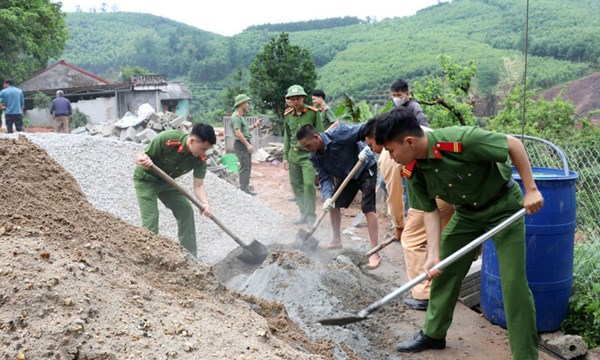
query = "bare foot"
xmin=366 ymin=254 xmax=381 ymax=269
xmin=326 ymin=241 xmax=343 ymax=250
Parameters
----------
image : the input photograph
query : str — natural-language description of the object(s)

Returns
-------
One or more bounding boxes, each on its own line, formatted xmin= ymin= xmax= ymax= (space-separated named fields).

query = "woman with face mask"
xmin=390 ymin=79 xmax=429 ymax=127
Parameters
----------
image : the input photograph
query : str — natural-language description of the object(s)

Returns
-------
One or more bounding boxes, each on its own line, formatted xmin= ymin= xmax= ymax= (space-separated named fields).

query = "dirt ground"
xmin=231 ymin=160 xmax=556 ymax=360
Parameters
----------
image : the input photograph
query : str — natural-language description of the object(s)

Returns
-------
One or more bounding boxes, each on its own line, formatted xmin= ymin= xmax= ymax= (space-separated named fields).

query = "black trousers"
xmin=5 ymin=114 xmax=24 ymax=133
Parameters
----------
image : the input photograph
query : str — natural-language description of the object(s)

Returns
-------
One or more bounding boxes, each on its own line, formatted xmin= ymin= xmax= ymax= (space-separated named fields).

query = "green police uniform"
xmin=231 ymin=110 xmax=252 ymax=192
xmin=405 ymin=126 xmax=538 ymax=360
xmin=319 ymin=106 xmax=337 ymax=130
xmin=283 ymin=105 xmax=324 ymax=222
xmin=133 ymin=130 xmax=208 ymax=258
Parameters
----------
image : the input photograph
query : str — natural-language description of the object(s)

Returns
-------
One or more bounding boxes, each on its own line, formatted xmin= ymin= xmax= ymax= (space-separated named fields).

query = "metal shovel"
xmin=318 ymin=208 xmax=526 ymax=326
xmin=151 ymin=164 xmax=269 ymax=264
xmin=296 ymin=158 xmax=365 ymax=250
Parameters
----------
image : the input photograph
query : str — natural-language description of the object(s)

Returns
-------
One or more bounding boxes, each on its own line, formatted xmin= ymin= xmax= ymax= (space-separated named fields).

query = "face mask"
xmin=393 ymin=96 xmax=406 ymax=106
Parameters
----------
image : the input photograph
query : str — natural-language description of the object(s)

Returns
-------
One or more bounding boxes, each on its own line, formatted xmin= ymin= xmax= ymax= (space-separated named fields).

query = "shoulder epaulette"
xmin=401 ymin=160 xmax=417 ymax=179
xmin=432 ymin=141 xmax=462 ymax=159
xmin=307 ymin=105 xmax=319 ymax=112
xmin=165 ymin=140 xmax=182 ymax=147
xmin=284 ymin=107 xmax=294 ymax=116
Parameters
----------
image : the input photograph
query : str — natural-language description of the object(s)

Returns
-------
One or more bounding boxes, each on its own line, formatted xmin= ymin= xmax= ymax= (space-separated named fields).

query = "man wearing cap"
xmin=231 ymin=94 xmax=263 ymax=196
xmin=49 ymin=90 xmax=72 ymax=133
xmin=133 ymin=122 xmax=217 ymax=258
xmin=283 ymin=85 xmax=324 ymax=225
xmin=311 ymin=89 xmax=339 ymax=131
xmin=375 ymin=107 xmax=543 ymax=359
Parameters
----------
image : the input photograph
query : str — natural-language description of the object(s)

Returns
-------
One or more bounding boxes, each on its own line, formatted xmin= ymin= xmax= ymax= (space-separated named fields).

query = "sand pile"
xmin=0 ymin=136 xmax=328 ymax=359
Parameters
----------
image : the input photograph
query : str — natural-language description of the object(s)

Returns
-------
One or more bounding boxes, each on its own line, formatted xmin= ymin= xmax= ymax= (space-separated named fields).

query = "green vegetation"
xmin=33 ymin=92 xmax=52 ymax=109
xmin=58 ymin=0 xmax=600 ymax=120
xmin=245 ymin=17 xmax=367 ymax=33
xmin=248 ymin=33 xmax=317 ymax=135
xmin=0 ymin=0 xmax=67 ymax=82
xmin=71 ymin=109 xmax=89 ymax=128
xmin=561 ymin=241 xmax=600 ymax=348
xmin=120 ymin=66 xmax=152 ymax=82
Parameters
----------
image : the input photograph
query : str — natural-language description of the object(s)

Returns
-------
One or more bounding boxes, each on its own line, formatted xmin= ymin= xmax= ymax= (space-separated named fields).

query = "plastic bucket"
xmin=480 ymin=136 xmax=578 ymax=332
xmin=221 ymin=154 xmax=239 ymax=174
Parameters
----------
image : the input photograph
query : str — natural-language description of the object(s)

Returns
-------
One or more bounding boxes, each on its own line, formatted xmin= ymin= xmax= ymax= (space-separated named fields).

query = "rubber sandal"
xmin=326 ymin=242 xmax=343 ymax=250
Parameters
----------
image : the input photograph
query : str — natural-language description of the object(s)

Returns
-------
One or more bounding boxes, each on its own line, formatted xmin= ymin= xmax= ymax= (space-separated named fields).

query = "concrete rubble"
xmin=458 ymin=258 xmax=482 ymax=308
xmin=70 ymin=103 xmax=192 ymax=144
xmin=540 ymin=332 xmax=588 ymax=359
xmin=253 ymin=142 xmax=284 ymax=163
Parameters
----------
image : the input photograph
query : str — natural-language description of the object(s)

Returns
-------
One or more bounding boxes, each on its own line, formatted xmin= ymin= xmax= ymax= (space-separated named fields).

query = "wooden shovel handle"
xmin=150 ymin=164 xmax=248 ymax=248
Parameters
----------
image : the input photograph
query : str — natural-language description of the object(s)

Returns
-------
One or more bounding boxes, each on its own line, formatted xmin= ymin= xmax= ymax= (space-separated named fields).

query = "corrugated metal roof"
xmin=160 ymin=82 xmax=192 ymax=100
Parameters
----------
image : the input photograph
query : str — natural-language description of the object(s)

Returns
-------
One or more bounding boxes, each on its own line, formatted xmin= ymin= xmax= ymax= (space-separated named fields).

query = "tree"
xmin=0 ymin=0 xmax=68 ymax=82
xmin=221 ymin=68 xmax=248 ymax=113
xmin=334 ymin=93 xmax=393 ymax=124
xmin=412 ymin=55 xmax=478 ymax=127
xmin=120 ymin=66 xmax=152 ymax=82
xmin=248 ymin=33 xmax=317 ymax=134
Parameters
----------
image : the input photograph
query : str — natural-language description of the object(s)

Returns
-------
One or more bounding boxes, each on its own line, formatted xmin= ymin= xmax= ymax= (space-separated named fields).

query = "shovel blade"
xmin=236 ymin=239 xmax=269 ymax=264
xmin=318 ymin=314 xmax=367 ymax=326
xmin=294 ymin=228 xmax=319 ymax=251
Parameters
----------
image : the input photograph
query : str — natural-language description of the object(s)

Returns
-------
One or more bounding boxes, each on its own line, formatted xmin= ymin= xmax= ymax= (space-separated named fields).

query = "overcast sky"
xmin=54 ymin=0 xmax=445 ymax=36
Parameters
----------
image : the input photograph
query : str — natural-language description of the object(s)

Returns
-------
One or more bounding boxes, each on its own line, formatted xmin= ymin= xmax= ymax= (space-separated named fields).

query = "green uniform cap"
xmin=234 ymin=94 xmax=251 ymax=108
xmin=286 ymin=85 xmax=307 ymax=98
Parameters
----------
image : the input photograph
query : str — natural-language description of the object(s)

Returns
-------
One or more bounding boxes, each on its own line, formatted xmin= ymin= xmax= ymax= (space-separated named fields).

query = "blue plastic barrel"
xmin=480 ymin=165 xmax=578 ymax=332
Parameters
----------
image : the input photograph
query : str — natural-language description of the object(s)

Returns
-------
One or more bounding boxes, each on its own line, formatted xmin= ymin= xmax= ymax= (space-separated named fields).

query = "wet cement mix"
xmin=0 ymin=136 xmax=329 ymax=359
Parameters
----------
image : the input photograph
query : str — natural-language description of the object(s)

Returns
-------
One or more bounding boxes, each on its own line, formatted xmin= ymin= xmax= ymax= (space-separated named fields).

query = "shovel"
xmin=296 ymin=158 xmax=365 ymax=250
xmin=318 ymin=208 xmax=526 ymax=326
xmin=150 ymin=164 xmax=269 ymax=264
xmin=365 ymin=236 xmax=399 ymax=256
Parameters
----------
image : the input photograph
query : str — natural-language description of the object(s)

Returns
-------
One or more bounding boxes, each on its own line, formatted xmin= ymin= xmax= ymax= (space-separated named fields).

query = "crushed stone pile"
xmin=0 ymin=136 xmax=329 ymax=359
xmin=8 ymin=132 xmax=283 ymax=265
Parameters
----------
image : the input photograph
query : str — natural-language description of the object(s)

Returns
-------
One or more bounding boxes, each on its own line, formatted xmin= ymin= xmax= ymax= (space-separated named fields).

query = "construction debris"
xmin=458 ymin=258 xmax=482 ymax=308
xmin=540 ymin=332 xmax=588 ymax=359
xmin=70 ymin=103 xmax=193 ymax=144
xmin=253 ymin=142 xmax=284 ymax=162
xmin=205 ymin=143 xmax=239 ymax=188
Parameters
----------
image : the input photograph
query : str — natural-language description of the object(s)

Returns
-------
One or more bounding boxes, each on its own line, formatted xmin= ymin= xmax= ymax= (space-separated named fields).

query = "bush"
xmin=33 ymin=92 xmax=51 ymax=109
xmin=71 ymin=109 xmax=89 ymax=129
xmin=561 ymin=240 xmax=600 ymax=348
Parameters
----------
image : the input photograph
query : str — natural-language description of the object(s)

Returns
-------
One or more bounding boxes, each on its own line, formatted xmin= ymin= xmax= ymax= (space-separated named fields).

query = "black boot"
xmin=396 ymin=330 xmax=446 ymax=353
xmin=403 ymin=298 xmax=429 ymax=311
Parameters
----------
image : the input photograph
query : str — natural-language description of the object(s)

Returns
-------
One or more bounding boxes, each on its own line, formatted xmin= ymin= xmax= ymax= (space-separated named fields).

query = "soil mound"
xmin=0 ymin=136 xmax=326 ymax=359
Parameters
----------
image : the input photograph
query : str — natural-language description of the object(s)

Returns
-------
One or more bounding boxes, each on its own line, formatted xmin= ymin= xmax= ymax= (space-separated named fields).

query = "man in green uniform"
xmin=133 ymin=123 xmax=217 ymax=258
xmin=375 ymin=107 xmax=544 ymax=359
xmin=283 ymin=85 xmax=324 ymax=225
xmin=311 ymin=89 xmax=339 ymax=131
xmin=231 ymin=94 xmax=263 ymax=196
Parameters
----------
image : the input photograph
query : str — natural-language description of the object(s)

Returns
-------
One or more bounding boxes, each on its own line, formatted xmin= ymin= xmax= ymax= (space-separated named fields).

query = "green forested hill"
xmin=59 ymin=0 xmax=600 ymax=118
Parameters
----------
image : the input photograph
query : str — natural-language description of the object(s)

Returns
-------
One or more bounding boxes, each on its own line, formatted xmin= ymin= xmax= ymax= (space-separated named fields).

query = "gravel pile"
xmin=2 ymin=132 xmax=283 ymax=264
